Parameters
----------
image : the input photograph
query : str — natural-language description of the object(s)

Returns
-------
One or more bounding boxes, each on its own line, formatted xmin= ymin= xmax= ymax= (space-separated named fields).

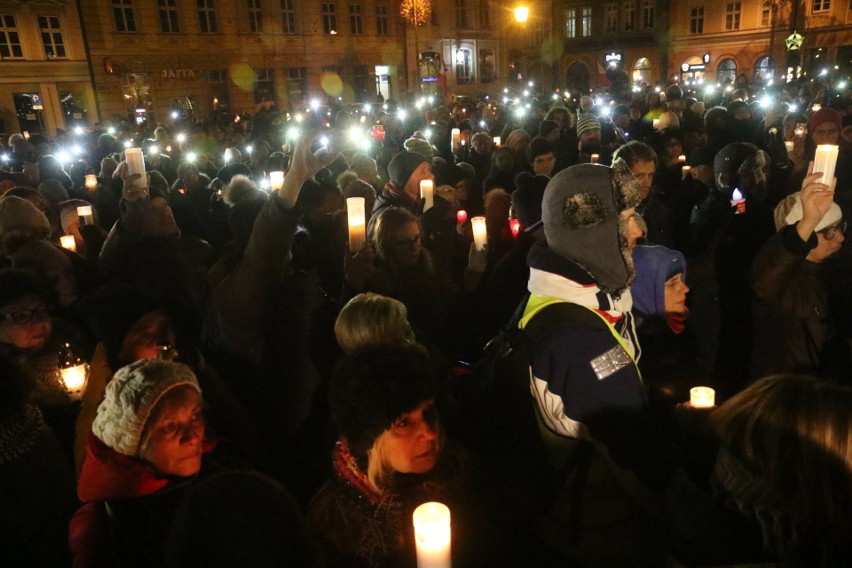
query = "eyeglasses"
xmin=818 ymin=220 xmax=847 ymax=240
xmin=392 ymin=234 xmax=422 ymax=248
xmin=0 ymin=306 xmax=51 ymax=325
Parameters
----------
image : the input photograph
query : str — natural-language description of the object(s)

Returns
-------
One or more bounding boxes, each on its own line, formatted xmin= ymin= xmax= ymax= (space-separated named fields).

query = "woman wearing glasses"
xmin=751 ymin=165 xmax=850 ymax=379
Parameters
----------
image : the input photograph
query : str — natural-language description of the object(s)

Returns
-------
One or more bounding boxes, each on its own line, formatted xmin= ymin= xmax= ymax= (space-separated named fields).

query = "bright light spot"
xmin=123 ymin=140 xmax=132 ymax=148
xmin=176 ymin=133 xmax=186 ymax=143
xmin=1 ymin=154 xmax=9 ymax=162
xmin=503 ymin=88 xmax=509 ymax=94
xmin=599 ymin=107 xmax=611 ymax=117
xmin=310 ymin=99 xmax=320 ymax=110
xmin=424 ymin=128 xmax=433 ymax=139
xmin=347 ymin=126 xmax=363 ymax=142
xmin=361 ymin=138 xmax=372 ymax=152
xmin=148 ymin=145 xmax=159 ymax=156
xmin=789 ymin=103 xmax=798 ymax=112
xmin=287 ymin=127 xmax=300 ymax=140
xmin=364 ymin=104 xmax=372 ymax=113
xmin=528 ymin=80 xmax=534 ymax=87
xmin=838 ymin=81 xmax=847 ymax=90
xmin=760 ymin=95 xmax=773 ymax=108
xmin=360 ymin=115 xmax=366 ymax=124
xmin=319 ymin=136 xmax=329 ymax=147
xmin=223 ymin=149 xmax=232 ymax=162
xmin=57 ymin=151 xmax=70 ymax=164
xmin=502 ymin=97 xmax=509 ymax=104
xmin=171 ymin=111 xmax=179 ymax=119
xmin=523 ymin=90 xmax=530 ymax=97
xmin=383 ymin=104 xmax=388 ymax=111
xmin=427 ymin=96 xmax=434 ymax=104
xmin=479 ymin=121 xmax=487 ymax=128
xmin=725 ymin=85 xmax=733 ymax=93
xmin=552 ymin=93 xmax=559 ymax=100
xmin=71 ymin=145 xmax=83 ymax=156
xmin=415 ymin=100 xmax=423 ymax=110
xmin=260 ymin=178 xmax=270 ymax=190
xmin=74 ymin=127 xmax=84 ymax=135
xmin=398 ymin=109 xmax=407 ymax=120
xmin=107 ymin=127 xmax=117 ymax=135
xmin=632 ymin=86 xmax=640 ymax=93
xmin=819 ymin=68 xmax=828 ymax=77
xmin=654 ymin=86 xmax=661 ymax=93
xmin=514 ymin=107 xmax=526 ymax=118
xmin=705 ymin=85 xmax=715 ymax=93
xmin=595 ymin=98 xmax=603 ymax=106
xmin=294 ymin=113 xmax=303 ymax=123
xmin=245 ymin=145 xmax=253 ymax=155
xmin=186 ymin=152 xmax=197 ymax=163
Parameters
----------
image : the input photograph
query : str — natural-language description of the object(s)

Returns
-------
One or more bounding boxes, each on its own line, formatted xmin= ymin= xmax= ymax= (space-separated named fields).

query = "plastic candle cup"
xmin=784 ymin=141 xmax=795 ymax=153
xmin=124 ymin=148 xmax=147 ymax=193
xmin=60 ymin=235 xmax=76 ymax=252
xmin=590 ymin=153 xmax=600 ymax=164
xmin=730 ymin=188 xmax=745 ymax=214
xmin=690 ymin=386 xmax=715 ymax=409
xmin=346 ymin=197 xmax=367 ymax=252
xmin=85 ymin=174 xmax=97 ymax=191
xmin=813 ymin=145 xmax=839 ymax=187
xmin=471 ymin=216 xmax=487 ymax=251
xmin=492 ymin=136 xmax=501 ymax=147
xmin=77 ymin=205 xmax=94 ymax=225
xmin=681 ymin=165 xmax=691 ymax=180
xmin=413 ymin=502 xmax=451 ymax=568
xmin=420 ymin=180 xmax=434 ymax=213
xmin=456 ymin=209 xmax=468 ymax=224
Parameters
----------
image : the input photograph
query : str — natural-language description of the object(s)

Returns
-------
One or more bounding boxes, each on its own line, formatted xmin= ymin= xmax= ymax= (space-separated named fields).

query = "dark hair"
xmin=0 ymin=268 xmax=50 ymax=309
xmin=613 ymin=141 xmax=658 ymax=169
xmin=526 ymin=136 xmax=556 ymax=165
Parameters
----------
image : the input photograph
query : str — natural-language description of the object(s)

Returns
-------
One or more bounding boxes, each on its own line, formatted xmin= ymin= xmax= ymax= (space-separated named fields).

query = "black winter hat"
xmin=216 ymin=163 xmax=252 ymax=185
xmin=330 ymin=346 xmax=437 ymax=467
xmin=387 ymin=151 xmax=428 ymax=190
xmin=433 ymin=162 xmax=466 ymax=188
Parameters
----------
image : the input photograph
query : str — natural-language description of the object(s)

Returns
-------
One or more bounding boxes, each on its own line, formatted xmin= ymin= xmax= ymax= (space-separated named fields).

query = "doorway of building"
xmin=14 ymin=93 xmax=44 ymax=134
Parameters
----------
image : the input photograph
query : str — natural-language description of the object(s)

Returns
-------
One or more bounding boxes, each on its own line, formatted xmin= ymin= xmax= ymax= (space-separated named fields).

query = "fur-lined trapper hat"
xmin=0 ymin=196 xmax=51 ymax=241
xmin=92 ymin=359 xmax=200 ymax=457
xmin=541 ymin=159 xmax=641 ymax=293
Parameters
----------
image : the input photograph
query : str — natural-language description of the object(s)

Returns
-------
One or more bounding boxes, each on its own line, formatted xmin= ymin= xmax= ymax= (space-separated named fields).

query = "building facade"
xmin=78 ymin=0 xmax=409 ymax=125
xmin=0 ymin=0 xmax=95 ymax=137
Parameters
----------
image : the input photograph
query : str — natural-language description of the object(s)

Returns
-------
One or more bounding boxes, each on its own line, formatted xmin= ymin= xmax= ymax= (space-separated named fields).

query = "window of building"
xmin=376 ymin=4 xmax=389 ymax=35
xmin=248 ymin=0 xmax=262 ymax=32
xmin=322 ymin=3 xmax=337 ymax=33
xmin=642 ymin=0 xmax=654 ymax=29
xmin=280 ymin=0 xmax=296 ymax=34
xmin=0 ymin=15 xmax=22 ymax=59
xmin=205 ymin=69 xmax=228 ymax=82
xmin=623 ymin=1 xmax=636 ymax=31
xmin=38 ymin=16 xmax=66 ymax=58
xmin=254 ymin=68 xmax=275 ymax=103
xmin=760 ymin=0 xmax=771 ymax=26
xmin=812 ymin=0 xmax=830 ymax=11
xmin=581 ymin=7 xmax=592 ymax=36
xmin=479 ymin=48 xmax=495 ymax=82
xmin=633 ymin=57 xmax=651 ymax=83
xmin=565 ymin=8 xmax=576 ymax=38
xmin=455 ymin=0 xmax=467 ymax=28
xmin=530 ymin=17 xmax=546 ymax=47
xmin=690 ymin=6 xmax=704 ymax=33
xmin=285 ymin=67 xmax=307 ymax=105
xmin=717 ymin=57 xmax=737 ymax=84
xmin=480 ymin=0 xmax=491 ymax=28
xmin=113 ymin=0 xmax=137 ymax=33
xmin=349 ymin=4 xmax=362 ymax=34
xmin=725 ymin=2 xmax=741 ymax=30
xmin=198 ymin=0 xmax=217 ymax=33
xmin=605 ymin=3 xmax=618 ymax=32
xmin=455 ymin=47 xmax=473 ymax=83
xmin=754 ymin=55 xmax=774 ymax=83
xmin=158 ymin=0 xmax=180 ymax=33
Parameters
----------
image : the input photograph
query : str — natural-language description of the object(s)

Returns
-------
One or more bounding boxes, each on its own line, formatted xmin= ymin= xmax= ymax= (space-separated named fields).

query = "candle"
xmin=60 ymin=235 xmax=76 ymax=252
xmin=420 ymin=179 xmax=434 ymax=213
xmin=590 ymin=153 xmax=600 ymax=164
xmin=812 ymin=103 xmax=822 ymax=112
xmin=813 ymin=144 xmax=839 ymax=187
xmin=60 ymin=364 xmax=88 ymax=398
xmin=124 ymin=148 xmax=147 ymax=193
xmin=22 ymin=130 xmax=29 ymax=140
xmin=471 ymin=216 xmax=487 ymax=251
xmin=794 ymin=123 xmax=806 ymax=138
xmin=681 ymin=165 xmax=691 ymax=180
xmin=652 ymin=118 xmax=660 ymax=130
xmin=413 ymin=502 xmax=451 ymax=568
xmin=269 ymin=171 xmax=285 ymax=192
xmin=730 ymin=188 xmax=745 ymax=214
xmin=346 ymin=197 xmax=367 ymax=252
xmin=689 ymin=386 xmax=715 ymax=408
xmin=492 ymin=136 xmax=501 ymax=147
xmin=451 ymin=128 xmax=461 ymax=152
xmin=77 ymin=205 xmax=94 ymax=225
xmin=784 ymin=140 xmax=795 ymax=153
xmin=85 ymin=174 xmax=97 ymax=191
xmin=456 ymin=209 xmax=467 ymax=224
xmin=510 ymin=218 xmax=521 ymax=237
xmin=678 ymin=155 xmax=687 ymax=163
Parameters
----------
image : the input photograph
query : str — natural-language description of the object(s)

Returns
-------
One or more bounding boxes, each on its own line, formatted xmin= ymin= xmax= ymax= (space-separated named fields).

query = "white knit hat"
xmin=92 ymin=359 xmax=200 ymax=456
xmin=774 ymin=191 xmax=843 ymax=233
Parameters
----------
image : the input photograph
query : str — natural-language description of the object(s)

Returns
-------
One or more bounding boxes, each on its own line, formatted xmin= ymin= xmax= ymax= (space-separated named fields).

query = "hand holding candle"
xmin=346 ymin=197 xmax=367 ymax=252
xmin=413 ymin=502 xmax=452 ymax=568
xmin=58 ymin=342 xmax=88 ymax=399
xmin=813 ymin=145 xmax=839 ymax=187
xmin=590 ymin=153 xmax=600 ymax=164
xmin=492 ymin=136 xmax=501 ymax=147
xmin=420 ymin=180 xmax=434 ymax=213
xmin=451 ymin=129 xmax=461 ymax=153
xmin=681 ymin=165 xmax=691 ymax=180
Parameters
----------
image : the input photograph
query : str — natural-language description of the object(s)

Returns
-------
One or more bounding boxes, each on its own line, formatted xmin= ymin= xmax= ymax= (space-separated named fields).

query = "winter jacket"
xmin=367 ymin=185 xmax=418 ymax=239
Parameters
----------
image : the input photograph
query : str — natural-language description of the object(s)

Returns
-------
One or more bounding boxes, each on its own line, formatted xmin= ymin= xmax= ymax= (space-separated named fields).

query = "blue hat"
xmin=632 ymin=245 xmax=686 ymax=317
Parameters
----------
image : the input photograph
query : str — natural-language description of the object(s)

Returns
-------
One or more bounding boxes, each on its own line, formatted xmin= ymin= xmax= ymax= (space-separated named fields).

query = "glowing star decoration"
xmin=785 ymin=31 xmax=804 ymax=51
xmin=400 ymin=0 xmax=431 ymax=27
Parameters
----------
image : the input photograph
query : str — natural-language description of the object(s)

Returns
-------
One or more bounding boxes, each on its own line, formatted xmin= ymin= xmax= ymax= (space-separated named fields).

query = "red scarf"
xmin=333 ymin=440 xmax=385 ymax=506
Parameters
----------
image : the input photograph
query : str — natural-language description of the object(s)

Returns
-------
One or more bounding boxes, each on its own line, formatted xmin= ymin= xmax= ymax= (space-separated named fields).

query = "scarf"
xmin=333 ymin=440 xmax=386 ymax=506
xmin=0 ymin=404 xmax=44 ymax=465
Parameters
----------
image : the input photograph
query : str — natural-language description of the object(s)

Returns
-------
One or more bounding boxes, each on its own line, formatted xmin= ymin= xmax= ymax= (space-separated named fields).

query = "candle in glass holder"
xmin=471 ymin=216 xmax=487 ymax=251
xmin=124 ymin=148 xmax=147 ymax=193
xmin=492 ymin=136 xmax=501 ymax=147
xmin=813 ymin=144 xmax=839 ymax=187
xmin=420 ymin=179 xmax=434 ymax=212
xmin=269 ymin=171 xmax=285 ymax=192
xmin=451 ymin=128 xmax=461 ymax=152
xmin=456 ymin=209 xmax=467 ymax=224
xmin=730 ymin=188 xmax=745 ymax=214
xmin=681 ymin=165 xmax=691 ymax=180
xmin=85 ymin=174 xmax=97 ymax=191
xmin=77 ymin=205 xmax=94 ymax=225
xmin=346 ymin=197 xmax=367 ymax=252
xmin=60 ymin=235 xmax=76 ymax=252
xmin=58 ymin=342 xmax=88 ymax=399
xmin=510 ymin=218 xmax=521 ymax=237
xmin=413 ymin=502 xmax=451 ymax=568
xmin=784 ymin=140 xmax=795 ymax=153
xmin=689 ymin=386 xmax=715 ymax=409
xmin=590 ymin=153 xmax=600 ymax=164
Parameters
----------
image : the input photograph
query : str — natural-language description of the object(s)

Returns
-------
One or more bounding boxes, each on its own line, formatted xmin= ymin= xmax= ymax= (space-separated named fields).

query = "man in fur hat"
xmin=519 ymin=159 xmax=676 ymax=495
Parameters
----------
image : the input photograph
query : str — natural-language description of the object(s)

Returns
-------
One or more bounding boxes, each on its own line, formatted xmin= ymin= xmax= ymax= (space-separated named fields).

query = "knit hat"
xmin=37 ymin=179 xmax=69 ymax=207
xmin=512 ymin=174 xmax=549 ymax=230
xmin=690 ymin=101 xmax=706 ymax=117
xmin=808 ymin=107 xmax=842 ymax=137
xmin=576 ymin=113 xmax=601 ymax=137
xmin=92 ymin=359 xmax=201 ymax=457
xmin=403 ymin=137 xmax=434 ymax=161
xmin=59 ymin=199 xmax=96 ymax=235
xmin=0 ymin=196 xmax=51 ymax=239
xmin=330 ymin=346 xmax=437 ymax=466
xmin=632 ymin=245 xmax=686 ymax=317
xmin=387 ymin=151 xmax=428 ymax=190
xmin=773 ymin=191 xmax=843 ymax=232
xmin=541 ymin=159 xmax=642 ymax=293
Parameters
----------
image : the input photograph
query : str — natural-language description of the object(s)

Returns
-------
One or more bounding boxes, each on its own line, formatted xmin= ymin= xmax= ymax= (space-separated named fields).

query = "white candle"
xmin=60 ymin=235 xmax=76 ymax=252
xmin=590 ymin=153 xmax=600 ymax=164
xmin=813 ymin=144 xmax=839 ymax=187
xmin=678 ymin=154 xmax=687 ymax=164
xmin=451 ymin=128 xmax=461 ymax=152
xmin=60 ymin=363 xmax=88 ymax=398
xmin=77 ymin=205 xmax=94 ymax=225
xmin=124 ymin=148 xmax=147 ymax=193
xmin=690 ymin=386 xmax=715 ymax=408
xmin=812 ymin=103 xmax=822 ymax=112
xmin=85 ymin=174 xmax=97 ymax=191
xmin=784 ymin=140 xmax=795 ymax=153
xmin=420 ymin=179 xmax=434 ymax=213
xmin=346 ymin=197 xmax=367 ymax=252
xmin=492 ymin=136 xmax=501 ymax=147
xmin=681 ymin=165 xmax=691 ymax=180
xmin=269 ymin=171 xmax=285 ymax=192
xmin=652 ymin=118 xmax=660 ymax=130
xmin=471 ymin=216 xmax=487 ymax=251
xmin=413 ymin=502 xmax=452 ymax=568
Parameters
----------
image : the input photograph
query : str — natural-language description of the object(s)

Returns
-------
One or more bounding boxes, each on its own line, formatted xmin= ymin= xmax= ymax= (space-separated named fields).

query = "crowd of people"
xmin=1 ymin=77 xmax=851 ymax=567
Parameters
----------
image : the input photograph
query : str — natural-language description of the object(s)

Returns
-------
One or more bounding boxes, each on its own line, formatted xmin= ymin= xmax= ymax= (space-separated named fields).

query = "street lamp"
xmin=514 ymin=6 xmax=529 ymax=24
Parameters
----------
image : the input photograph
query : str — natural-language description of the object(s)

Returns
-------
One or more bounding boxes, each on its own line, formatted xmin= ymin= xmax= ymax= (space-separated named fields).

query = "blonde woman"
xmin=334 ymin=293 xmax=414 ymax=355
